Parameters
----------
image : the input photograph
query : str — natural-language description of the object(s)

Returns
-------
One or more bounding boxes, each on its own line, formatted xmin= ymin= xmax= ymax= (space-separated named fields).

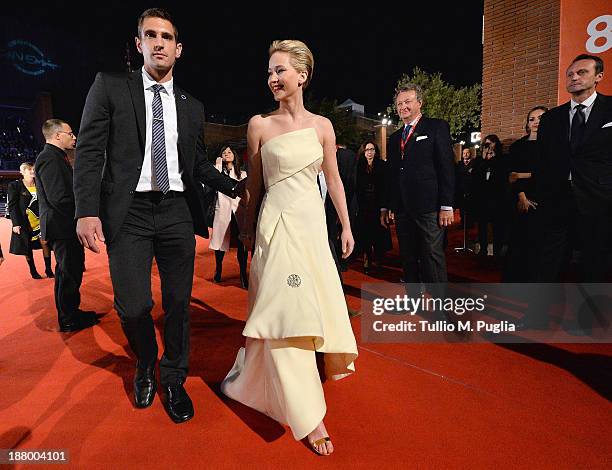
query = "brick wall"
xmin=204 ymin=122 xmax=248 ymax=146
xmin=482 ymin=0 xmax=560 ymax=147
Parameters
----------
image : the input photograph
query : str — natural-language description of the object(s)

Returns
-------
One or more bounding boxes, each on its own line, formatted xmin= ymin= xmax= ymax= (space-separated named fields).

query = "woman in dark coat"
xmin=503 ymin=106 xmax=548 ymax=281
xmin=355 ymin=140 xmax=391 ymax=273
xmin=8 ymin=162 xmax=53 ymax=278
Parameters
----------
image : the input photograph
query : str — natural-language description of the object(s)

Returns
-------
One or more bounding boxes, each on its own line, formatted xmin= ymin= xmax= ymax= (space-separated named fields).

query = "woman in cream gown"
xmin=221 ymin=40 xmax=358 ymax=456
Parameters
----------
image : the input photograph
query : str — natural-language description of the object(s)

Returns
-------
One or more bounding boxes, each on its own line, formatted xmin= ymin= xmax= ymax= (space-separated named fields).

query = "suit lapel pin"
xmin=181 ymin=94 xmax=187 ymax=100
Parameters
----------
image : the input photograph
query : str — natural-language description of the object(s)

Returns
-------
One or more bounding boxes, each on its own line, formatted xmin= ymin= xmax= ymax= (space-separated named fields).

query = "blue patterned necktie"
xmin=401 ymin=124 xmax=412 ymax=157
xmin=151 ymin=84 xmax=170 ymax=194
xmin=402 ymin=124 xmax=411 ymax=143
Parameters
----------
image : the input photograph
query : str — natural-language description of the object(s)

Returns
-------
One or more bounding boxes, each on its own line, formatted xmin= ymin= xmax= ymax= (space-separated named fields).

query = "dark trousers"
xmin=49 ymin=237 xmax=84 ymax=325
xmin=577 ymin=210 xmax=612 ymax=282
xmin=535 ymin=186 xmax=611 ymax=282
xmin=523 ymin=192 xmax=576 ymax=326
xmin=395 ymin=211 xmax=448 ymax=285
xmin=531 ymin=194 xmax=577 ymax=283
xmin=503 ymin=210 xmax=535 ymax=282
xmin=107 ymin=194 xmax=195 ymax=384
xmin=477 ymin=215 xmax=505 ymax=256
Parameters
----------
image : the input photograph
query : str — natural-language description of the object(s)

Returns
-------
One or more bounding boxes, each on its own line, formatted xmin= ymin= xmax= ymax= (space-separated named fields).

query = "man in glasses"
xmin=35 ymin=119 xmax=99 ymax=332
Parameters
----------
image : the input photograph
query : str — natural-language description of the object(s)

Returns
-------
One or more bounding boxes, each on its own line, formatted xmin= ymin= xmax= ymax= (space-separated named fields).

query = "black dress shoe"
xmin=161 ymin=382 xmax=194 ymax=423
xmin=134 ymin=366 xmax=156 ymax=408
xmin=59 ymin=316 xmax=99 ymax=332
xmin=76 ymin=309 xmax=100 ymax=321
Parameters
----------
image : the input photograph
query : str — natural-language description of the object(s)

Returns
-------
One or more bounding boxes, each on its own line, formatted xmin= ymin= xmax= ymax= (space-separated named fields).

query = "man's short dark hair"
xmin=571 ymin=54 xmax=604 ymax=75
xmin=137 ymin=8 xmax=178 ymax=42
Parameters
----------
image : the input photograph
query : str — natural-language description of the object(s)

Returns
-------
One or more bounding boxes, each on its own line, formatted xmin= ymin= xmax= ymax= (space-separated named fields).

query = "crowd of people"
xmin=0 ymin=115 xmax=39 ymax=169
xmin=454 ymin=109 xmax=547 ymax=278
xmin=0 ymin=6 xmax=610 ymax=459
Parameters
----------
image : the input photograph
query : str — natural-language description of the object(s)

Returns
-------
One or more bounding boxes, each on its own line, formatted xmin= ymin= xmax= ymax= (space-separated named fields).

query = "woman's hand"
xmin=12 ymin=226 xmax=21 ymax=235
xmin=517 ymin=194 xmax=537 ymax=213
xmin=340 ymin=228 xmax=354 ymax=259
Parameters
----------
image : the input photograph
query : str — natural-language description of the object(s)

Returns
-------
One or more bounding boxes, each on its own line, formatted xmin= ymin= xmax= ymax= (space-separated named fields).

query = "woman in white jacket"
xmin=209 ymin=145 xmax=248 ymax=287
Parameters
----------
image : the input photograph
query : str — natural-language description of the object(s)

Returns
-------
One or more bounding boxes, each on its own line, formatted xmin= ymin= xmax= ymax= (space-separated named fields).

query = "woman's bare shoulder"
xmin=312 ymin=114 xmax=334 ymax=133
xmin=248 ymin=112 xmax=281 ymax=132
xmin=310 ymin=114 xmax=335 ymax=145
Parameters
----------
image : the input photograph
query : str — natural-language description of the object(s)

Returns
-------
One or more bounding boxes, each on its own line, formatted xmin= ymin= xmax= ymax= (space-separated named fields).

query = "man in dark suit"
xmin=74 ymin=8 xmax=241 ymax=423
xmin=533 ymin=54 xmax=611 ymax=282
xmin=518 ymin=54 xmax=611 ymax=330
xmin=380 ymin=84 xmax=455 ymax=290
xmin=455 ymin=148 xmax=475 ymax=230
xmin=35 ymin=119 xmax=98 ymax=332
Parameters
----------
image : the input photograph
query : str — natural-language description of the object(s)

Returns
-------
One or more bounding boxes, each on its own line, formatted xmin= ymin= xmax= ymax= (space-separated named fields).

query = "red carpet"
xmin=0 ymin=217 xmax=610 ymax=469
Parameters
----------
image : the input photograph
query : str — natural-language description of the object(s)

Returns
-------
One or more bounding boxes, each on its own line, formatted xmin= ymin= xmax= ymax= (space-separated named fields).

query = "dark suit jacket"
xmin=383 ymin=116 xmax=455 ymax=214
xmin=534 ymin=93 xmax=612 ymax=216
xmin=74 ymin=70 xmax=236 ymax=243
xmin=454 ymin=159 xmax=475 ymax=210
xmin=35 ymin=143 xmax=78 ymax=241
xmin=8 ymin=179 xmax=34 ymax=254
xmin=322 ymin=147 xmax=358 ymax=229
xmin=472 ymin=155 xmax=510 ymax=218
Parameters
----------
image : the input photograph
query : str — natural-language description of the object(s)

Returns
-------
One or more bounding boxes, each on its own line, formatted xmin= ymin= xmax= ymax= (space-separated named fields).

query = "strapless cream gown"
xmin=221 ymin=128 xmax=358 ymax=440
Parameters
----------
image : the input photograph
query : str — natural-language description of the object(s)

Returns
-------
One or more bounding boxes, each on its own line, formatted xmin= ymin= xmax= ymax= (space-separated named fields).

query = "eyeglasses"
xmin=57 ymin=131 xmax=75 ymax=138
xmin=365 ymin=147 xmax=376 ymax=152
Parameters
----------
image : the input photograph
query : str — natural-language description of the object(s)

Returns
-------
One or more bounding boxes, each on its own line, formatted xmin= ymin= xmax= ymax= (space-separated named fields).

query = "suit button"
xmin=137 ymin=166 xmax=142 ymax=170
xmin=400 ymin=167 xmax=404 ymax=170
xmin=129 ymin=190 xmax=134 ymax=195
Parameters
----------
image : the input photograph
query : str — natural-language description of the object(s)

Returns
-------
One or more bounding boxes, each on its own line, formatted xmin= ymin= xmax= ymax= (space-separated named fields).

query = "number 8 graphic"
xmin=586 ymin=15 xmax=612 ymax=54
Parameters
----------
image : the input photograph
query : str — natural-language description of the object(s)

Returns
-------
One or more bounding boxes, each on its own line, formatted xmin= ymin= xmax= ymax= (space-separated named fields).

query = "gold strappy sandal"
xmin=309 ymin=436 xmax=332 ymax=456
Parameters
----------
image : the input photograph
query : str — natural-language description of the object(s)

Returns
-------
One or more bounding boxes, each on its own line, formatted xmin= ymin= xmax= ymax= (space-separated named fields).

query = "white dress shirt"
xmin=569 ymin=91 xmax=597 ymax=127
xmin=136 ymin=66 xmax=184 ymax=192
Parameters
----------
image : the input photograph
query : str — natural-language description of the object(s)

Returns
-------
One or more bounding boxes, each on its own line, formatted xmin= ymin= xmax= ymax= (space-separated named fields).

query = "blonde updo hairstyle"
xmin=269 ymin=39 xmax=314 ymax=89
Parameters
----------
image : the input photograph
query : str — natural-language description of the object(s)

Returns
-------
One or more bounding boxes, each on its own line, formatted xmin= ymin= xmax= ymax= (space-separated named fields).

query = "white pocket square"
xmin=602 ymin=122 xmax=612 ymax=128
xmin=416 ymin=135 xmax=428 ymax=141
